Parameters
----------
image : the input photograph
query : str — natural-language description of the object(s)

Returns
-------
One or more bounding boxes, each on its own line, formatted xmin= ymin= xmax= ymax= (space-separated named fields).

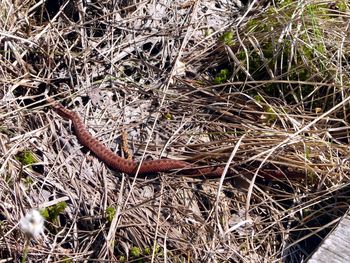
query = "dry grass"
xmin=1 ymin=0 xmax=350 ymax=262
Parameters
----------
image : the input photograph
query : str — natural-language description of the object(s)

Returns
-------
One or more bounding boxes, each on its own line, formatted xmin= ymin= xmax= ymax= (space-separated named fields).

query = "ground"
xmin=1 ymin=0 xmax=350 ymax=262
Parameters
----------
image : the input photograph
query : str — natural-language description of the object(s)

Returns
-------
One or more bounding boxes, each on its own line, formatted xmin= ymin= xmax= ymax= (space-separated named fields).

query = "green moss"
xmin=40 ymin=202 xmax=67 ymax=227
xmin=305 ymin=146 xmax=311 ymax=160
xmin=105 ymin=206 xmax=116 ymax=223
xmin=237 ymin=50 xmax=246 ymax=60
xmin=62 ymin=256 xmax=73 ymax=263
xmin=162 ymin=112 xmax=173 ymax=120
xmin=143 ymin=246 xmax=151 ymax=255
xmin=130 ymin=246 xmax=142 ymax=257
xmin=144 ymin=244 xmax=160 ymax=255
xmin=117 ymin=244 xmax=163 ymax=262
xmin=16 ymin=151 xmax=37 ymax=166
xmin=219 ymin=31 xmax=234 ymax=46
xmin=254 ymin=94 xmax=263 ymax=103
xmin=214 ymin=69 xmax=230 ymax=84
xmin=336 ymin=1 xmax=348 ymax=12
xmin=265 ymin=106 xmax=277 ymax=122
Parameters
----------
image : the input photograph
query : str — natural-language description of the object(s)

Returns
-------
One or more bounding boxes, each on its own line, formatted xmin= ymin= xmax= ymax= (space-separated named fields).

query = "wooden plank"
xmin=309 ymin=210 xmax=350 ymax=263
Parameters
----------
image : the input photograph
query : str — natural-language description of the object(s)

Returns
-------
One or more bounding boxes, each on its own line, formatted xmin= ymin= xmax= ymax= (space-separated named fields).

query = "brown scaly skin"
xmin=47 ymin=98 xmax=304 ymax=179
xmin=47 ymin=98 xmax=225 ymax=176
